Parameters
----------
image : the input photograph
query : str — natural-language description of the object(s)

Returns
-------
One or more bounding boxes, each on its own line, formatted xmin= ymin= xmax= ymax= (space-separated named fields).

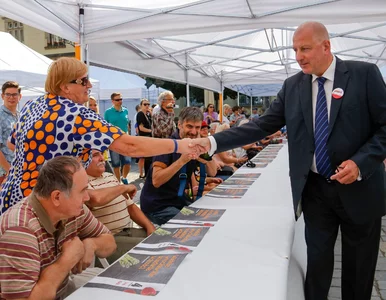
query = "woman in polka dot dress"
xmin=0 ymin=58 xmax=199 ymax=214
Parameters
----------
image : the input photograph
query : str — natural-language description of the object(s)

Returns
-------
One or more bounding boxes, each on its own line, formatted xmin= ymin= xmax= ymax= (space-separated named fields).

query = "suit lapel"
xmin=299 ymin=74 xmax=313 ymax=138
xmin=328 ymin=58 xmax=349 ymax=138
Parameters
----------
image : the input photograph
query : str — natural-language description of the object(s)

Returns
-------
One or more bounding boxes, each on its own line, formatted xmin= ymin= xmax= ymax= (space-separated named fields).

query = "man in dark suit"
xmin=192 ymin=21 xmax=386 ymax=300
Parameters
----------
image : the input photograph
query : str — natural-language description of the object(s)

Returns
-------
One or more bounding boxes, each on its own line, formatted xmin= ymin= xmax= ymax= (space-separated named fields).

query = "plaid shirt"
xmin=151 ymin=107 xmax=176 ymax=138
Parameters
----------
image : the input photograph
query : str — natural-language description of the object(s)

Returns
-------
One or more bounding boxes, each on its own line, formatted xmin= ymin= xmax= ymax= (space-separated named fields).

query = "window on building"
xmin=5 ymin=20 xmax=24 ymax=43
xmin=45 ymin=33 xmax=67 ymax=49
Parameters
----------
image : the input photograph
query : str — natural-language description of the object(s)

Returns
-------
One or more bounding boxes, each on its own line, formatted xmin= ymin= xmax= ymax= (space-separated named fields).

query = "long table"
xmin=68 ymin=144 xmax=307 ymax=300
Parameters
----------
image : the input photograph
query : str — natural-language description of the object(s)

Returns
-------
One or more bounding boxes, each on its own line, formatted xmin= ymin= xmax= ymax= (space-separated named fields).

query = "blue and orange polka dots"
xmin=0 ymin=94 xmax=125 ymax=214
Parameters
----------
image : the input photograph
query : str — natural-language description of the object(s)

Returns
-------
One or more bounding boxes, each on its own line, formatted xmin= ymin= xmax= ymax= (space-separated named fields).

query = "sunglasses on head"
xmin=69 ymin=76 xmax=89 ymax=86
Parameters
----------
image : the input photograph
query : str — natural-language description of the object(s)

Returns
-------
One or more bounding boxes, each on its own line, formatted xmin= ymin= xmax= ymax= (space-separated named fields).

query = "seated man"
xmin=86 ymin=150 xmax=156 ymax=262
xmin=140 ymin=107 xmax=219 ymax=225
xmin=0 ymin=156 xmax=116 ymax=300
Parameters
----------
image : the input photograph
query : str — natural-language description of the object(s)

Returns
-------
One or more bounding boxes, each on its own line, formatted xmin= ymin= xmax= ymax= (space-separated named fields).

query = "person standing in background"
xmin=0 ymin=81 xmax=21 ymax=183
xmin=104 ymin=92 xmax=132 ymax=184
xmin=152 ymin=91 xmax=176 ymax=138
xmin=137 ymin=99 xmax=153 ymax=178
xmin=133 ymin=104 xmax=140 ymax=136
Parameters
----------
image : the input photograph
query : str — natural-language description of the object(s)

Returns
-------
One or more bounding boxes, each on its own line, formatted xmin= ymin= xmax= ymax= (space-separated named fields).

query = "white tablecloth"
xmin=68 ymin=145 xmax=307 ymax=300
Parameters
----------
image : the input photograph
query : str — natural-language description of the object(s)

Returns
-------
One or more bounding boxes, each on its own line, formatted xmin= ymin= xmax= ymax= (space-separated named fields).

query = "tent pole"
xmin=185 ymin=52 xmax=190 ymax=107
xmin=219 ymin=82 xmax=224 ymax=123
xmin=79 ymin=6 xmax=85 ymax=62
xmin=186 ymin=83 xmax=190 ymax=107
xmin=250 ymin=91 xmax=253 ymax=116
xmin=237 ymin=91 xmax=240 ymax=106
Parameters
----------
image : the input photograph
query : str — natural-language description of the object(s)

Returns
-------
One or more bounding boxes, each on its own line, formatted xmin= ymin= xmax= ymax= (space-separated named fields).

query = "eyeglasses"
xmin=113 ymin=98 xmax=123 ymax=102
xmin=4 ymin=93 xmax=19 ymax=98
xmin=69 ymin=76 xmax=89 ymax=86
xmin=143 ymin=103 xmax=150 ymax=106
xmin=209 ymin=106 xmax=214 ymax=108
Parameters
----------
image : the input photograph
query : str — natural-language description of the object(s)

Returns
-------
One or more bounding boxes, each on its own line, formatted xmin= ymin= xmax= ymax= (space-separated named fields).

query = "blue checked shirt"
xmin=0 ymin=105 xmax=19 ymax=176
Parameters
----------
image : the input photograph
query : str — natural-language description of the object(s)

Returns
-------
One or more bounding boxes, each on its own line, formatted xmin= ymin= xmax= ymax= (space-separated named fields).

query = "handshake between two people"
xmin=177 ymin=137 xmax=211 ymax=159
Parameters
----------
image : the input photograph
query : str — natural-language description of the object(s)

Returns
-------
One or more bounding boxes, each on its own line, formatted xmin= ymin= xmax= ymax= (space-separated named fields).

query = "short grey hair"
xmin=179 ymin=107 xmax=203 ymax=124
xmin=215 ymin=123 xmax=230 ymax=133
xmin=209 ymin=122 xmax=219 ymax=131
xmin=158 ymin=91 xmax=174 ymax=105
xmin=34 ymin=156 xmax=82 ymax=198
xmin=223 ymin=104 xmax=231 ymax=110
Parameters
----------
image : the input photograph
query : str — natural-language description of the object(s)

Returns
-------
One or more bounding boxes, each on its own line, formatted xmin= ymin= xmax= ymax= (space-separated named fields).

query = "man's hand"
xmin=125 ymin=184 xmax=137 ymax=199
xmin=72 ymin=238 xmax=96 ymax=275
xmin=179 ymin=153 xmax=193 ymax=165
xmin=237 ymin=156 xmax=248 ymax=165
xmin=206 ymin=177 xmax=223 ymax=184
xmin=146 ymin=225 xmax=156 ymax=236
xmin=187 ymin=137 xmax=211 ymax=154
xmin=330 ymin=159 xmax=359 ymax=184
xmin=60 ymin=237 xmax=85 ymax=270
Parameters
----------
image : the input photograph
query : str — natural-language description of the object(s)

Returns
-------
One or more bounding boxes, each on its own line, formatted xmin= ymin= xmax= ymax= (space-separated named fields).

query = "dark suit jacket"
xmin=214 ymin=58 xmax=386 ymax=224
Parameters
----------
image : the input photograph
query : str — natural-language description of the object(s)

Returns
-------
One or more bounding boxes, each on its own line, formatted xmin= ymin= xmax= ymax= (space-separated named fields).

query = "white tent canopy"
xmin=1 ymin=0 xmax=386 ymax=93
xmin=0 ymin=32 xmax=52 ymax=88
xmin=0 ymin=32 xmax=99 ymax=99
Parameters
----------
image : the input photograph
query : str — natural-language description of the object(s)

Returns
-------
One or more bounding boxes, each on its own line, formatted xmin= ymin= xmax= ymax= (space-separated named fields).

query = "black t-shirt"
xmin=136 ymin=111 xmax=152 ymax=137
xmin=140 ymin=132 xmax=197 ymax=214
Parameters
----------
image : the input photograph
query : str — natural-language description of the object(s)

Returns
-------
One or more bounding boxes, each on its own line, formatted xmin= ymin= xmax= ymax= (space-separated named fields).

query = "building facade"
xmin=0 ymin=17 xmax=75 ymax=59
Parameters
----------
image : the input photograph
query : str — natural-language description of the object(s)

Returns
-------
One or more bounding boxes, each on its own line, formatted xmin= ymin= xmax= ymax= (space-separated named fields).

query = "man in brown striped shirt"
xmin=86 ymin=150 xmax=155 ymax=262
xmin=0 ymin=156 xmax=116 ymax=300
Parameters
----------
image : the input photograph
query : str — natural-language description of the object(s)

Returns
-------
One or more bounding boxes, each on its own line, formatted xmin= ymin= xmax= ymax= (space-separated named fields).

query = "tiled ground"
xmin=328 ymin=226 xmax=386 ymax=300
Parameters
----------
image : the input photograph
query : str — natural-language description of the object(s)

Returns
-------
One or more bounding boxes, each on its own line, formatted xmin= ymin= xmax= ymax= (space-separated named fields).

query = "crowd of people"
xmin=0 ymin=20 xmax=385 ymax=300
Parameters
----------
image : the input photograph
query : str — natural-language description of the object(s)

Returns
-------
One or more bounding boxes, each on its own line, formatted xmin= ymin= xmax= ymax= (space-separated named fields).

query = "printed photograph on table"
xmin=206 ymin=187 xmax=249 ymax=199
xmin=220 ymin=178 xmax=255 ymax=186
xmin=230 ymin=173 xmax=261 ymax=179
xmin=131 ymin=225 xmax=210 ymax=254
xmin=252 ymin=158 xmax=275 ymax=163
xmin=256 ymin=154 xmax=277 ymax=159
xmin=85 ymin=252 xmax=188 ymax=296
xmin=168 ymin=207 xmax=226 ymax=226
xmin=260 ymin=148 xmax=281 ymax=153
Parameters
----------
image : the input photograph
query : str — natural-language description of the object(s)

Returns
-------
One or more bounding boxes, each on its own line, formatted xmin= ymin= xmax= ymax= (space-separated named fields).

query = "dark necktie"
xmin=315 ymin=77 xmax=333 ymax=178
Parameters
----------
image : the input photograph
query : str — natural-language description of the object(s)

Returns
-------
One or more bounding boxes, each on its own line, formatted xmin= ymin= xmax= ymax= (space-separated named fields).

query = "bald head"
xmin=293 ymin=21 xmax=333 ymax=76
xmin=294 ymin=21 xmax=330 ymax=43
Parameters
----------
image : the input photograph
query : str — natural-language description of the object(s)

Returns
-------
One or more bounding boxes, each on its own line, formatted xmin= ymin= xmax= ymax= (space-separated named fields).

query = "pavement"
xmin=123 ymin=160 xmax=386 ymax=300
xmin=328 ymin=217 xmax=386 ymax=300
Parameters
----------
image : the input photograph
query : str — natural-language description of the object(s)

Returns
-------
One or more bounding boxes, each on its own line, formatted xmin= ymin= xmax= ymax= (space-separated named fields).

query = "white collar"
xmin=312 ymin=55 xmax=336 ymax=82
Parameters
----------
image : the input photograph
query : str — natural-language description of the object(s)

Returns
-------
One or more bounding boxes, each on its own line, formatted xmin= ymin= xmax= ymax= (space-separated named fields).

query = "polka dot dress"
xmin=0 ymin=94 xmax=124 ymax=214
